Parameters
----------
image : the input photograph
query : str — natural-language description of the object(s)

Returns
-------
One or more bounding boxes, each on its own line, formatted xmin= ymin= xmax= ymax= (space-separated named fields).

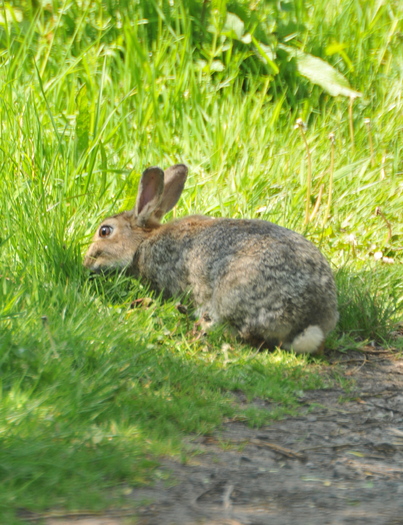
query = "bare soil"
xmin=29 ymin=347 xmax=403 ymax=525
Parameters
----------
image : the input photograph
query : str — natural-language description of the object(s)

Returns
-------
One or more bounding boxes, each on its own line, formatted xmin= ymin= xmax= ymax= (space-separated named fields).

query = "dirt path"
xmin=35 ymin=348 xmax=403 ymax=525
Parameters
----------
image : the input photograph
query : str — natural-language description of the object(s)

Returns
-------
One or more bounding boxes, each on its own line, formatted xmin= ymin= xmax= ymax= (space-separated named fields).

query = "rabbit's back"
xmin=138 ymin=217 xmax=338 ymax=350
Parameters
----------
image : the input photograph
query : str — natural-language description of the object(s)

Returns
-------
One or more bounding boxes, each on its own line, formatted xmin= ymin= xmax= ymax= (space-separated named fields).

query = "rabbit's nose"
xmin=83 ymin=253 xmax=98 ymax=269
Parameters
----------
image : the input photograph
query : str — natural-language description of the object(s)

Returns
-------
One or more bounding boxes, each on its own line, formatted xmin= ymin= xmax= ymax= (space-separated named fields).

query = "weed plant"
xmin=0 ymin=0 xmax=402 ymax=521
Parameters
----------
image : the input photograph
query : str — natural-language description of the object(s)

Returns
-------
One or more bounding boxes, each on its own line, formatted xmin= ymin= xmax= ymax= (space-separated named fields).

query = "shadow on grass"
xmin=0 ymin=273 xmax=326 ymax=522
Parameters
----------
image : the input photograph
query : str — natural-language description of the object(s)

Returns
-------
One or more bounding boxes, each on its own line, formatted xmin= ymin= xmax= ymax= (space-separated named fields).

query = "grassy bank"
xmin=0 ymin=0 xmax=402 ymax=521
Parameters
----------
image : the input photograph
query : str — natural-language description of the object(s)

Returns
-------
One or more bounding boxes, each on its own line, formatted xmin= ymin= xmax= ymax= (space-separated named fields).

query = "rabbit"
xmin=84 ymin=164 xmax=338 ymax=354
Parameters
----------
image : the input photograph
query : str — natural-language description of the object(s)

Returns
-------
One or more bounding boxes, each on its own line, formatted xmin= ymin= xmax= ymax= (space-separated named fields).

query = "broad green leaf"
xmin=241 ymin=33 xmax=252 ymax=44
xmin=210 ymin=60 xmax=225 ymax=72
xmin=280 ymin=45 xmax=361 ymax=98
xmin=196 ymin=59 xmax=207 ymax=71
xmin=196 ymin=58 xmax=225 ymax=73
xmin=0 ymin=4 xmax=23 ymax=24
xmin=222 ymin=12 xmax=245 ymax=40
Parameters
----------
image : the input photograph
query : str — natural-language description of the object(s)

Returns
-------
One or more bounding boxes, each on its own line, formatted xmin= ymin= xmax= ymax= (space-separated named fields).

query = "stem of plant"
xmin=364 ymin=118 xmax=375 ymax=167
xmin=380 ymin=152 xmax=386 ymax=180
xmin=295 ymin=119 xmax=312 ymax=225
xmin=375 ymin=207 xmax=392 ymax=242
xmin=323 ymin=132 xmax=335 ymax=226
xmin=348 ymin=97 xmax=355 ymax=152
xmin=310 ymin=184 xmax=324 ymax=222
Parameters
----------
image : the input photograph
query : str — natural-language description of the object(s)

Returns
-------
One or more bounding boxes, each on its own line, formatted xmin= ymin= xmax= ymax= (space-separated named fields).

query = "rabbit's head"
xmin=83 ymin=164 xmax=188 ymax=273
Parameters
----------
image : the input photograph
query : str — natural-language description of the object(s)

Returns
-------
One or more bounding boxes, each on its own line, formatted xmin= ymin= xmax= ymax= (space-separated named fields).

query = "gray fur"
xmin=84 ymin=164 xmax=338 ymax=353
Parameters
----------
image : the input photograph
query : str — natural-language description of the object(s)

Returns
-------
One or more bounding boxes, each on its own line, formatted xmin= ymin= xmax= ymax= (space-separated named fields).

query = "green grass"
xmin=0 ymin=0 xmax=403 ymax=522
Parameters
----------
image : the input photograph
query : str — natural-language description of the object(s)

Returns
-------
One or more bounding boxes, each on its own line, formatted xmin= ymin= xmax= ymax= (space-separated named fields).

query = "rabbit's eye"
xmin=99 ymin=225 xmax=113 ymax=238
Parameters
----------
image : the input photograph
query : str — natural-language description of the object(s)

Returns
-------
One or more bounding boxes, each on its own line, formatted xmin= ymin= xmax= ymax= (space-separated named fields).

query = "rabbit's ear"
xmin=134 ymin=167 xmax=165 ymax=226
xmin=154 ymin=164 xmax=188 ymax=220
